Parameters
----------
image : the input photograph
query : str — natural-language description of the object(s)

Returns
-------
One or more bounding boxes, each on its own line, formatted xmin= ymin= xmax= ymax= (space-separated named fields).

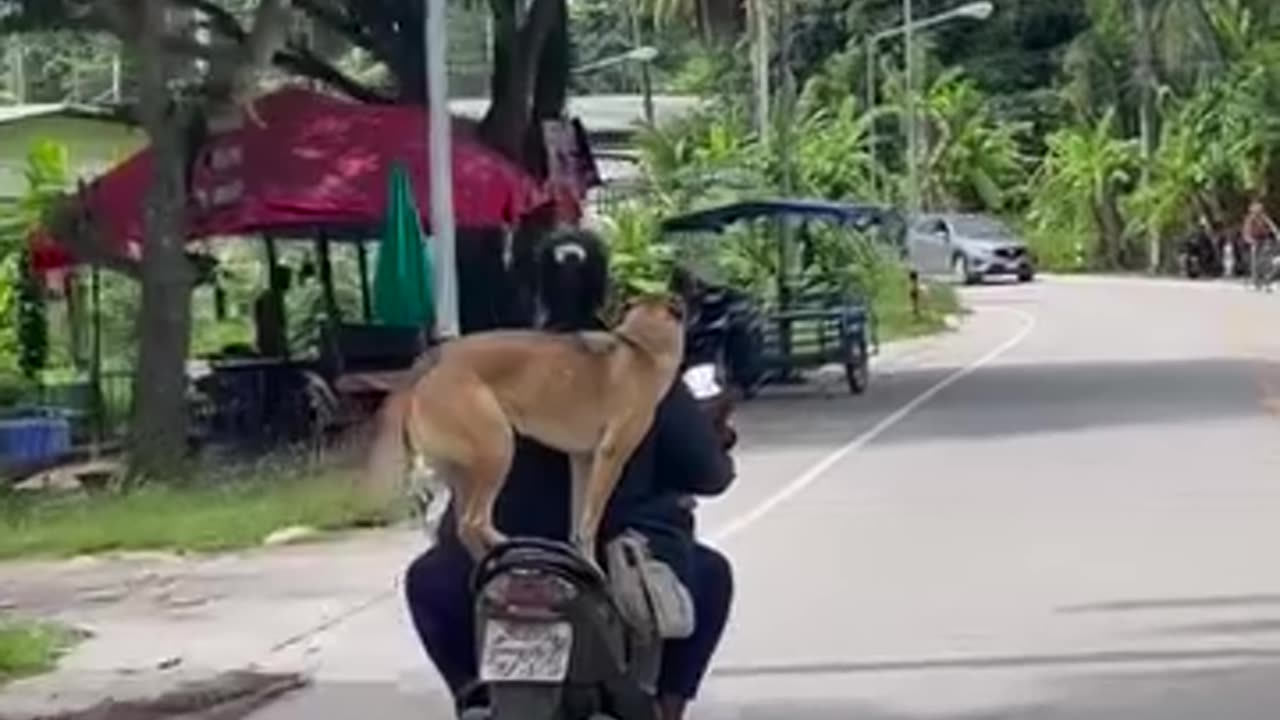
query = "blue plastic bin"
xmin=0 ymin=413 xmax=72 ymax=468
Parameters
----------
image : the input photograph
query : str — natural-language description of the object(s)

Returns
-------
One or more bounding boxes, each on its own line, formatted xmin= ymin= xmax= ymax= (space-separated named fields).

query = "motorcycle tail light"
xmin=484 ymin=571 xmax=578 ymax=608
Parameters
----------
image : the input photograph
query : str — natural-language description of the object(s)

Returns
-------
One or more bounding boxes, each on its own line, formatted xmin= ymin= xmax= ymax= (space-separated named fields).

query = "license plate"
xmin=479 ymin=619 xmax=573 ymax=684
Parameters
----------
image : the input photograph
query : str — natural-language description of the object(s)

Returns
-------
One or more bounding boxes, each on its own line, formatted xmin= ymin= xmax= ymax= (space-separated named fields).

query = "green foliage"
xmin=0 ymin=619 xmax=79 ymax=683
xmin=15 ymin=249 xmax=47 ymax=380
xmin=1026 ymin=111 xmax=1140 ymax=269
xmin=598 ymin=203 xmax=674 ymax=301
xmin=0 ymin=455 xmax=399 ymax=559
xmin=0 ymin=140 xmax=68 ymax=381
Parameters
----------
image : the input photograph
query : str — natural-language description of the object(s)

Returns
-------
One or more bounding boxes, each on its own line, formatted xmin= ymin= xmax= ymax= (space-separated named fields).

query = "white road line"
xmin=707 ymin=307 xmax=1038 ymax=545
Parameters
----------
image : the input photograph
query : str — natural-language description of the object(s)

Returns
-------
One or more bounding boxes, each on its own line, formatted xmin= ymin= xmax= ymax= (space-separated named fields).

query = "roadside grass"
xmin=0 ymin=619 xmax=80 ymax=684
xmin=0 ymin=455 xmax=404 ymax=560
xmin=877 ymin=277 xmax=964 ymax=342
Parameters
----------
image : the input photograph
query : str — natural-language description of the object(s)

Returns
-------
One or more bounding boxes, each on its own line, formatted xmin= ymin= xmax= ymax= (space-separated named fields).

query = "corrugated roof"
xmin=0 ymin=103 xmax=130 ymax=126
xmin=0 ymin=104 xmax=71 ymax=125
xmin=450 ymin=94 xmax=702 ymax=135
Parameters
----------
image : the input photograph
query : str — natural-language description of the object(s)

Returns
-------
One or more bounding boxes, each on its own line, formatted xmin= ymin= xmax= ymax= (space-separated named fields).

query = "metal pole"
xmin=8 ymin=40 xmax=24 ymax=102
xmin=865 ymin=34 xmax=877 ymax=199
xmin=629 ymin=2 xmax=655 ymax=125
xmin=903 ymin=0 xmax=919 ymax=217
xmin=90 ymin=264 xmax=103 ymax=450
xmin=111 ymin=51 xmax=122 ymax=103
xmin=752 ymin=0 xmax=771 ymax=143
xmin=426 ymin=0 xmax=460 ymax=338
xmin=778 ymin=0 xmax=794 ymax=194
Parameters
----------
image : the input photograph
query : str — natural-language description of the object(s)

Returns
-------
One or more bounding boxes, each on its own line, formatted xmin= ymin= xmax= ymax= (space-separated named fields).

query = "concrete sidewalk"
xmin=0 ymin=529 xmax=441 ymax=718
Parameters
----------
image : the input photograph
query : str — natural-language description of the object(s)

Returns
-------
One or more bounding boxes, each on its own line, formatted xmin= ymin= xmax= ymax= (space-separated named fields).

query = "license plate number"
xmin=479 ymin=620 xmax=573 ymax=684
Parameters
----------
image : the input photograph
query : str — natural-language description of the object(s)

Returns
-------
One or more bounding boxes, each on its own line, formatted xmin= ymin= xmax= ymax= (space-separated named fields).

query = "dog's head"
xmin=617 ymin=294 xmax=686 ymax=363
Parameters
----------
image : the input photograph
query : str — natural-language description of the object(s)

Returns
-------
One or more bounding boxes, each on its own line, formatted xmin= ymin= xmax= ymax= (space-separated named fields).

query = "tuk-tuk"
xmin=660 ymin=199 xmax=906 ymax=397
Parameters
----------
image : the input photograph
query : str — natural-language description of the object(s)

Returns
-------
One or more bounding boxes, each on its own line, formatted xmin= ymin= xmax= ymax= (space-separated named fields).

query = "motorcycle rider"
xmin=404 ymin=228 xmax=736 ymax=720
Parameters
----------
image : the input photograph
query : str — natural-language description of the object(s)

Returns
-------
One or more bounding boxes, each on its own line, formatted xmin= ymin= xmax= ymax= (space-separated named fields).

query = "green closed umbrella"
xmin=373 ymin=163 xmax=436 ymax=329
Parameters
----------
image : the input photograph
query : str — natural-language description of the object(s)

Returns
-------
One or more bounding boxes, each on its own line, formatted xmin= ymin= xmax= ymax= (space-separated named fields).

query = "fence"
xmin=36 ymin=369 xmax=132 ymax=445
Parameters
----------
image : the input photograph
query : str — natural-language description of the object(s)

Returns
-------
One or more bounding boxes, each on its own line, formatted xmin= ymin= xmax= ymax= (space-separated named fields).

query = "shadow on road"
xmin=709 ymin=657 xmax=1280 ymax=720
xmin=1060 ymin=594 xmax=1280 ymax=615
xmin=735 ymin=358 xmax=1278 ymax=452
xmin=710 ymin=647 xmax=1280 ymax=679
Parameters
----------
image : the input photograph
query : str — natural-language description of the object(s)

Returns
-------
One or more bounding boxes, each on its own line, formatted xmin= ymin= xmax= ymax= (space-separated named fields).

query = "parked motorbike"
xmin=472 ymin=366 xmax=734 ymax=720
xmin=681 ymin=280 xmax=766 ymax=399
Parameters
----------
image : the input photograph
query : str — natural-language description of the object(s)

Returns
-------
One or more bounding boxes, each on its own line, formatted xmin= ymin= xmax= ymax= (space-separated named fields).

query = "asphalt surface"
xmin=7 ymin=276 xmax=1280 ymax=720
xmin=695 ymin=276 xmax=1280 ymax=720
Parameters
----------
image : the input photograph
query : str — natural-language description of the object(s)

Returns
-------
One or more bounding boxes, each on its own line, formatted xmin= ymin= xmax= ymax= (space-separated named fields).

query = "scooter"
xmin=473 ymin=365 xmax=732 ymax=720
xmin=472 ymin=537 xmax=660 ymax=720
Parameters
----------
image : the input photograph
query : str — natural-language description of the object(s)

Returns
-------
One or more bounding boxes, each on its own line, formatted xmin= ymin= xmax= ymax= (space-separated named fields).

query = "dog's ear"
xmin=663 ymin=294 xmax=686 ymax=322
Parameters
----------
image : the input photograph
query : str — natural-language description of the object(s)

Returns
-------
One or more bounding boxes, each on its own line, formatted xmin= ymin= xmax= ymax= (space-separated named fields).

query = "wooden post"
xmin=317 ymin=230 xmax=340 ymax=322
xmin=264 ymin=233 xmax=280 ymax=287
xmin=356 ymin=239 xmax=373 ymax=322
xmin=90 ymin=265 xmax=104 ymax=451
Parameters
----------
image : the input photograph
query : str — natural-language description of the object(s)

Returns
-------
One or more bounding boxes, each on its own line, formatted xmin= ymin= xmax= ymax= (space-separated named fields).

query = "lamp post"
xmin=865 ymin=0 xmax=994 ymax=213
xmin=571 ymin=45 xmax=659 ymax=75
xmin=573 ymin=45 xmax=660 ymax=125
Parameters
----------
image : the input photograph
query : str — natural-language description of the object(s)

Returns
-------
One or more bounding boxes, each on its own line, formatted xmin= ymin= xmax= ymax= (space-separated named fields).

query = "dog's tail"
xmin=358 ymin=385 xmax=414 ymax=510
xmin=358 ymin=348 xmax=445 ymax=507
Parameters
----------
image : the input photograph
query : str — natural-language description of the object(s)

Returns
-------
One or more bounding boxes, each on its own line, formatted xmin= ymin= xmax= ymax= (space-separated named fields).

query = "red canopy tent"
xmin=32 ymin=88 xmax=548 ymax=271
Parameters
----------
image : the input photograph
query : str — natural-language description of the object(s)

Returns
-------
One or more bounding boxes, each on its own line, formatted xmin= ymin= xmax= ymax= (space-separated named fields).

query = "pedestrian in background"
xmin=1242 ymin=199 xmax=1278 ymax=291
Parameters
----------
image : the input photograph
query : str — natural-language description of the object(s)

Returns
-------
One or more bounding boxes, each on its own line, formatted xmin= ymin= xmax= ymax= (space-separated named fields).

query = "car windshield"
xmin=952 ymin=216 xmax=1016 ymax=240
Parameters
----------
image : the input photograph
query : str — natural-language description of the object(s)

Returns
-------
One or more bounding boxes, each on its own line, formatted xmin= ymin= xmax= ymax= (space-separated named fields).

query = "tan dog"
xmin=364 ymin=296 xmax=686 ymax=564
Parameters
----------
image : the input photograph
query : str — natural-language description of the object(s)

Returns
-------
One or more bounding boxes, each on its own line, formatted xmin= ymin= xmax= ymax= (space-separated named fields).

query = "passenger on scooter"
xmin=405 ymin=228 xmax=736 ymax=720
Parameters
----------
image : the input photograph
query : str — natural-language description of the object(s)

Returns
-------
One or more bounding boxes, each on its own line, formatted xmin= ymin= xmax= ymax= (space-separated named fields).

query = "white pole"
xmin=10 ymin=39 xmax=24 ymax=103
xmin=426 ymin=0 xmax=459 ymax=338
xmin=752 ymin=0 xmax=770 ymax=143
xmin=903 ymin=0 xmax=919 ymax=217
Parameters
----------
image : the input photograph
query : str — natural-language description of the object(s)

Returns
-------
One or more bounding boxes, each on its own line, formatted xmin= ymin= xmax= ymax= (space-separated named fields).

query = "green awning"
xmin=372 ymin=163 xmax=435 ymax=329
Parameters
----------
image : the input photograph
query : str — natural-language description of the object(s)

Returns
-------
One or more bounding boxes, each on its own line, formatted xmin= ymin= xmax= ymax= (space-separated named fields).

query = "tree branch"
xmin=171 ymin=0 xmax=248 ymax=40
xmin=290 ymin=0 xmax=375 ymax=50
xmin=276 ymin=45 xmax=395 ymax=103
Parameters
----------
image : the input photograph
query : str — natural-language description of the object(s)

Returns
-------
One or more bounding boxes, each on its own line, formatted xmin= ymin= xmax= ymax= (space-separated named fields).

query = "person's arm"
xmin=651 ymin=381 xmax=736 ymax=498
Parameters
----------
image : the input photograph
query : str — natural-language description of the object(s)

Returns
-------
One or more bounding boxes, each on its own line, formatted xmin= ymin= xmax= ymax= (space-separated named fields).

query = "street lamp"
xmin=572 ymin=45 xmax=659 ymax=75
xmin=574 ymin=45 xmax=659 ymax=125
xmin=864 ymin=0 xmax=994 ymax=213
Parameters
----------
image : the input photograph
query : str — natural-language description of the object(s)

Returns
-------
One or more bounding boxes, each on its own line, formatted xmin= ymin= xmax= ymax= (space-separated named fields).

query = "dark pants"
xmin=405 ymin=540 xmax=733 ymax=704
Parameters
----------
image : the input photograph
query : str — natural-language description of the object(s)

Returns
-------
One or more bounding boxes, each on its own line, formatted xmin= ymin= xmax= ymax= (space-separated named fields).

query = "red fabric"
xmin=32 ymin=88 xmax=547 ymax=271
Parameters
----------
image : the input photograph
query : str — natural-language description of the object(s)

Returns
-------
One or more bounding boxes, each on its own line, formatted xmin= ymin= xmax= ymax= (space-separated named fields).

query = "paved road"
xmin=696 ymin=276 xmax=1280 ymax=720
xmin=7 ymin=277 xmax=1280 ymax=719
xmin=249 ymin=277 xmax=1280 ymax=719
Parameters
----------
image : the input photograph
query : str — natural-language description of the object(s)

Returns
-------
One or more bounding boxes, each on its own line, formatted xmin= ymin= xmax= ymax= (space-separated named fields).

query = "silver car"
xmin=907 ymin=213 xmax=1035 ymax=284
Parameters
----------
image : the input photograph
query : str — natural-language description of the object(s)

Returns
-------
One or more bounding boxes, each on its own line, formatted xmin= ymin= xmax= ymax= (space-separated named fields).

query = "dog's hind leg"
xmin=453 ymin=410 xmax=515 ymax=563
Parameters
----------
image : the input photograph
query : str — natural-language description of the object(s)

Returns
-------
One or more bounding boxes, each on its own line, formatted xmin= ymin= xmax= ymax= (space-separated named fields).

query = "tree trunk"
xmin=130 ymin=2 xmax=196 ymax=479
xmin=480 ymin=0 xmax=567 ymax=166
xmin=1134 ymin=0 xmax=1160 ymax=272
xmin=1095 ymin=187 xmax=1126 ymax=269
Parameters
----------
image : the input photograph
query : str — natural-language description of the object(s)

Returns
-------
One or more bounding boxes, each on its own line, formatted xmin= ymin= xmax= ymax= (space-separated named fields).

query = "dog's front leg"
xmin=572 ymin=422 xmax=646 ymax=570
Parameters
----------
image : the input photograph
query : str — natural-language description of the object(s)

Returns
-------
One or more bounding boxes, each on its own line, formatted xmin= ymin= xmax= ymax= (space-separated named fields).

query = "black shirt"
xmin=436 ymin=375 xmax=735 ymax=585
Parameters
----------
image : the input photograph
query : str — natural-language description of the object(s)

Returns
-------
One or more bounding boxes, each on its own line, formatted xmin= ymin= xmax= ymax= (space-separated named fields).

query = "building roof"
xmin=0 ymin=103 xmax=131 ymax=126
xmin=449 ymin=94 xmax=702 ymax=137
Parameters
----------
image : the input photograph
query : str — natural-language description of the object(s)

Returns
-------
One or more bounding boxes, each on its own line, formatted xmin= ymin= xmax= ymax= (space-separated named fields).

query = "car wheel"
xmin=952 ymin=254 xmax=979 ymax=285
xmin=1017 ymin=269 xmax=1036 ymax=283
